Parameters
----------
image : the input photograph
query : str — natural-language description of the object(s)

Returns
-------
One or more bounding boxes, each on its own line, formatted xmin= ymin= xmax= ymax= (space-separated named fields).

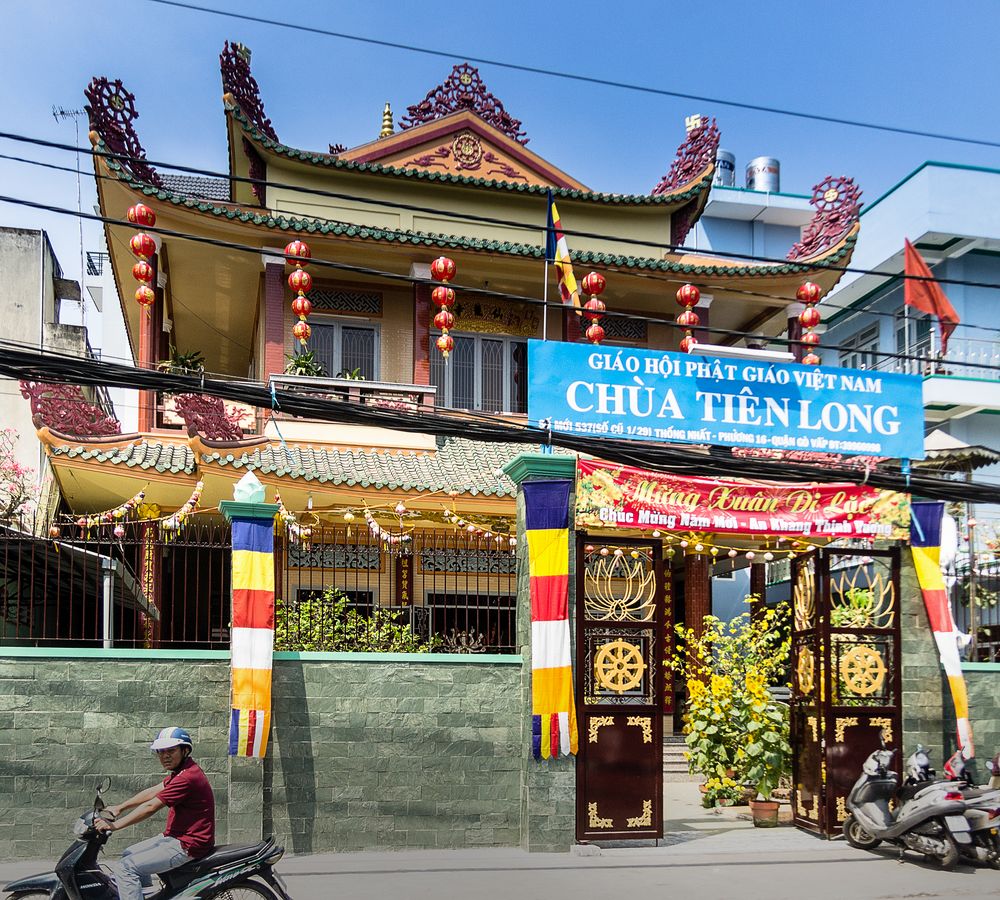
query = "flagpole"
xmin=542 ymin=259 xmax=549 ymax=342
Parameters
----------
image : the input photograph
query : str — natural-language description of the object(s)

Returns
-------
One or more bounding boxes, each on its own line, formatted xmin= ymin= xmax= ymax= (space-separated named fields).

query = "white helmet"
xmin=150 ymin=726 xmax=193 ymax=752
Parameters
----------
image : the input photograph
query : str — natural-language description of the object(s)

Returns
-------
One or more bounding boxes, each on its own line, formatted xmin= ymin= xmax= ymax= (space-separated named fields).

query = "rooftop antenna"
xmin=52 ymin=105 xmax=87 ymax=333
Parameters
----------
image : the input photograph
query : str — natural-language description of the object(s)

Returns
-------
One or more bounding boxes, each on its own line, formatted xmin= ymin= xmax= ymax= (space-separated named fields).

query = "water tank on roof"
xmin=746 ymin=157 xmax=780 ymax=193
xmin=713 ymin=150 xmax=736 ymax=187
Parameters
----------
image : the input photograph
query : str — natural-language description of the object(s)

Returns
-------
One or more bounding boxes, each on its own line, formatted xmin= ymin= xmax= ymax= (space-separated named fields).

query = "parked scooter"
xmin=842 ymin=748 xmax=975 ymax=868
xmin=2 ymin=780 xmax=292 ymax=900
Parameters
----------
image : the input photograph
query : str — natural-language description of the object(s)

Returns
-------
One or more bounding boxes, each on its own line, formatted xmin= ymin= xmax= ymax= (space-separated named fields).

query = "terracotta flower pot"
xmin=749 ymin=798 xmax=780 ymax=828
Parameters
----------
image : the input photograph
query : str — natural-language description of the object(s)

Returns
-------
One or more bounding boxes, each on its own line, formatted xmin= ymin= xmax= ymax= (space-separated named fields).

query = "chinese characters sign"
xmin=576 ymin=459 xmax=911 ymax=539
xmin=528 ymin=342 xmax=925 ymax=459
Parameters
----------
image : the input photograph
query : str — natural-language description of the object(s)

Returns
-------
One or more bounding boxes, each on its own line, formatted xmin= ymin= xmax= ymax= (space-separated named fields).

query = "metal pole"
xmin=542 ymin=260 xmax=549 ymax=342
xmin=903 ymin=301 xmax=911 ymax=373
xmin=102 ymin=562 xmax=114 ymax=649
xmin=967 ymin=473 xmax=978 ymax=659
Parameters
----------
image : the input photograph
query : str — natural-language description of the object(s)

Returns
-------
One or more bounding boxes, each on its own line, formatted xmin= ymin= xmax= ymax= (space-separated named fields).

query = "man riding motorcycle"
xmin=94 ymin=727 xmax=215 ymax=900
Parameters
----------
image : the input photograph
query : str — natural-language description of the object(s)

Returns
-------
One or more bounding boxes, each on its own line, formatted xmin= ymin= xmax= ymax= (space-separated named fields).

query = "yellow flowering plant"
xmin=672 ymin=598 xmax=792 ymax=805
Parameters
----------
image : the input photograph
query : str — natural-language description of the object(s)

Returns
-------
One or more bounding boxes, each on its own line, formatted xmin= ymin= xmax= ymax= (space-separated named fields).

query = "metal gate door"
xmin=791 ymin=547 xmax=902 ymax=836
xmin=576 ymin=537 xmax=665 ymax=841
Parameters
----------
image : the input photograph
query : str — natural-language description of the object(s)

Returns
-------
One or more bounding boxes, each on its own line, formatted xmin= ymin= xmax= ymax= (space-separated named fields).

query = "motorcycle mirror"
xmin=94 ymin=777 xmax=111 ymax=812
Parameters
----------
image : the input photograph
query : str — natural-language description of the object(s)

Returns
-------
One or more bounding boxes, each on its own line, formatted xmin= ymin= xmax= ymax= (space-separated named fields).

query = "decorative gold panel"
xmin=594 ymin=640 xmax=647 ymax=693
xmin=794 ymin=560 xmax=816 ymax=631
xmin=835 ymin=716 xmax=859 ymax=743
xmin=840 ymin=645 xmax=887 ymax=696
xmin=588 ymin=802 xmax=613 ymax=829
xmin=836 ymin=796 xmax=847 ymax=823
xmin=871 ymin=716 xmax=893 ymax=743
xmin=626 ymin=799 xmax=653 ymax=828
xmin=588 ymin=716 xmax=615 ymax=744
xmin=807 ymin=715 xmax=818 ymax=742
xmin=584 ymin=551 xmax=655 ymax=622
xmin=627 ymin=716 xmax=653 ymax=743
xmin=830 ymin=563 xmax=895 ymax=628
xmin=797 ymin=647 xmax=815 ymax=695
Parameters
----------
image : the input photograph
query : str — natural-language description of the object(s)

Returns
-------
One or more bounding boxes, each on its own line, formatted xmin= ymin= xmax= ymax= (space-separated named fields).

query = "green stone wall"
xmin=0 ymin=652 xmax=522 ymax=860
xmin=965 ymin=666 xmax=1000 ymax=765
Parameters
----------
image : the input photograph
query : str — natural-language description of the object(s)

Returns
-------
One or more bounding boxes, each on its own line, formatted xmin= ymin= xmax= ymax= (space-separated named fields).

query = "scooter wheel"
xmin=842 ymin=814 xmax=882 ymax=849
xmin=930 ymin=834 xmax=959 ymax=870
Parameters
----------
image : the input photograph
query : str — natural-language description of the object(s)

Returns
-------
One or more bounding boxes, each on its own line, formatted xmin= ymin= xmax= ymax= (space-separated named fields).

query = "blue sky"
xmin=2 ymin=0 xmax=999 ymax=285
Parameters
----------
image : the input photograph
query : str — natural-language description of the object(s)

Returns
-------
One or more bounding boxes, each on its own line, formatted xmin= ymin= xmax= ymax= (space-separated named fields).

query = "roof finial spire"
xmin=379 ymin=102 xmax=394 ymax=139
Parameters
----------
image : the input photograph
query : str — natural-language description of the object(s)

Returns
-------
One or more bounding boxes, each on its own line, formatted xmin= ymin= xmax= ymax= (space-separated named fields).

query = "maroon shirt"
xmin=158 ymin=757 xmax=215 ymax=858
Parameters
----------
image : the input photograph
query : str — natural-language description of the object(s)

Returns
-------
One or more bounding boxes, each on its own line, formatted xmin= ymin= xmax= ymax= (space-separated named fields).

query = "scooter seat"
xmin=172 ymin=839 xmax=271 ymax=876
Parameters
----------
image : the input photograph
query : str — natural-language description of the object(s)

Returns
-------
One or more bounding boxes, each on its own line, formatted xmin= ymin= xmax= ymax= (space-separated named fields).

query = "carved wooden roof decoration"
xmin=21 ymin=381 xmax=121 ymax=439
xmin=400 ymin=63 xmax=528 ymax=145
xmin=652 ymin=117 xmax=720 ymax=197
xmin=220 ymin=40 xmax=278 ymax=142
xmin=84 ymin=76 xmax=162 ymax=188
xmin=787 ymin=176 xmax=862 ymax=262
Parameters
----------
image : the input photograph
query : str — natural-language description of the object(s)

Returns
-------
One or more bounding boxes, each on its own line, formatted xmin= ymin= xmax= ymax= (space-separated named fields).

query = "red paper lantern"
xmin=799 ymin=307 xmax=821 ymax=329
xmin=291 ymin=296 xmax=313 ymax=320
xmin=581 ymin=271 xmax=606 ymax=296
xmin=430 ymin=256 xmax=456 ymax=282
xmin=802 ymin=351 xmax=821 ymax=366
xmin=680 ymin=335 xmax=698 ymax=353
xmin=134 ymin=285 xmax=155 ymax=307
xmin=796 ymin=282 xmax=822 ymax=305
xmin=676 ymin=283 xmax=700 ymax=309
xmin=284 ymin=240 xmax=311 ymax=265
xmin=132 ymin=261 xmax=155 ymax=284
xmin=801 ymin=331 xmax=821 ymax=346
xmin=433 ymin=310 xmax=455 ymax=331
xmin=436 ymin=333 xmax=455 ymax=357
xmin=126 ymin=203 xmax=156 ymax=228
xmin=292 ymin=320 xmax=311 ymax=345
xmin=585 ymin=323 xmax=605 ymax=344
xmin=288 ymin=269 xmax=312 ymax=293
xmin=676 ymin=309 xmax=700 ymax=328
xmin=431 ymin=285 xmax=455 ymax=308
xmin=129 ymin=232 xmax=156 ymax=259
xmin=583 ymin=298 xmax=606 ymax=322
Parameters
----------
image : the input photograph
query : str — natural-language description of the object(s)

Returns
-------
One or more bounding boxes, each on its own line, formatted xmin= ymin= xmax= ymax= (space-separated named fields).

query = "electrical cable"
xmin=8 ymin=128 xmax=1000 ymax=296
xmin=139 ymin=0 xmax=1000 ymax=151
xmin=5 ymin=341 xmax=1000 ymax=505
xmin=6 ymin=191 xmax=1000 ymax=374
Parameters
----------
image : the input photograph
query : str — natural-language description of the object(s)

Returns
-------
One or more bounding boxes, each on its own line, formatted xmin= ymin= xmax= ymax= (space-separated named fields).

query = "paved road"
xmin=2 ymin=785 xmax=996 ymax=900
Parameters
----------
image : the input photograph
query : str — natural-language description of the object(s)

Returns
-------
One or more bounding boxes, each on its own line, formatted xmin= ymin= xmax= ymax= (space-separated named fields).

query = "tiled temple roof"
xmin=50 ymin=441 xmax=196 ymax=473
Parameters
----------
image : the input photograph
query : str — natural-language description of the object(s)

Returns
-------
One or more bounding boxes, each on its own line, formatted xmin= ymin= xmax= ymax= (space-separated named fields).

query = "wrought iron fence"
xmin=951 ymin=560 xmax=1000 ymax=662
xmin=0 ymin=516 xmax=518 ymax=652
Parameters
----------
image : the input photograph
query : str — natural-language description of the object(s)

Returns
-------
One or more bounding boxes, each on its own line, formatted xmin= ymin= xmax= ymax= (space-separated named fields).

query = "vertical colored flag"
xmin=228 ymin=516 xmax=276 ymax=757
xmin=524 ymin=479 xmax=578 ymax=759
xmin=904 ymin=239 xmax=960 ymax=355
xmin=910 ymin=501 xmax=974 ymax=758
xmin=546 ymin=190 xmax=581 ymax=310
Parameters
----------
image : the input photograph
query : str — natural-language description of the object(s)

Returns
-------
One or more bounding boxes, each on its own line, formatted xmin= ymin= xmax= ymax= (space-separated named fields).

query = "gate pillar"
xmin=503 ymin=452 xmax=578 ymax=852
xmin=684 ymin=551 xmax=711 ymax=640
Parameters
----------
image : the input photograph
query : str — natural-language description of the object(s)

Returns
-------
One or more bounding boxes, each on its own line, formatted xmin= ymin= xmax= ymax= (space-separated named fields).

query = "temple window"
xmin=429 ymin=333 xmax=527 ymax=414
xmin=310 ymin=318 xmax=379 ymax=380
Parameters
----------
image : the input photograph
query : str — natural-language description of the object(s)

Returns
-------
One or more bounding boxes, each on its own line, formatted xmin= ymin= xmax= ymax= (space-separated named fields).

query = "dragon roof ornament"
xmin=787 ymin=176 xmax=862 ymax=262
xmin=400 ymin=63 xmax=528 ymax=145
xmin=21 ymin=382 xmax=121 ymax=439
xmin=651 ymin=116 xmax=720 ymax=197
xmin=220 ymin=40 xmax=278 ymax=142
xmin=84 ymin=77 xmax=162 ymax=188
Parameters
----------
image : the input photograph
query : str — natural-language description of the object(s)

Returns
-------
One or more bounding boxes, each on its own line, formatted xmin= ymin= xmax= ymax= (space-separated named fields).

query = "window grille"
xmin=310 ymin=319 xmax=379 ymax=379
xmin=430 ymin=333 xmax=527 ymax=413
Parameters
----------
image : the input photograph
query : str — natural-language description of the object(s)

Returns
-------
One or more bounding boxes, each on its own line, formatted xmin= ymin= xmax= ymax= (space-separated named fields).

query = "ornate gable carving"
xmin=652 ymin=116 xmax=720 ymax=197
xmin=787 ymin=176 xmax=862 ymax=262
xmin=85 ymin=77 xmax=162 ymax=188
xmin=220 ymin=40 xmax=278 ymax=142
xmin=400 ymin=63 xmax=528 ymax=144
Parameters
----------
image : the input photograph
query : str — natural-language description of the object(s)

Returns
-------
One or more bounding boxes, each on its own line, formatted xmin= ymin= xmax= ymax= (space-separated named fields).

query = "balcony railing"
xmin=268 ymin=375 xmax=437 ymax=413
xmin=869 ymin=336 xmax=1000 ymax=381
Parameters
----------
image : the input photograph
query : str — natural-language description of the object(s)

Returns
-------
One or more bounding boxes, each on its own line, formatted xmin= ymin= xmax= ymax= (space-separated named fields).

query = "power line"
xmin=8 ymin=128 xmax=1000 ymax=296
xmin=140 ymin=0 xmax=1000 ymax=151
xmin=5 ymin=191 xmax=999 ymax=373
xmin=4 ymin=340 xmax=1000 ymax=504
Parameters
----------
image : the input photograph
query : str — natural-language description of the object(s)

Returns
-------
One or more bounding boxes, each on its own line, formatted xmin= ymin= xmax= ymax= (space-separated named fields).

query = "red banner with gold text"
xmin=576 ymin=460 xmax=910 ymax=539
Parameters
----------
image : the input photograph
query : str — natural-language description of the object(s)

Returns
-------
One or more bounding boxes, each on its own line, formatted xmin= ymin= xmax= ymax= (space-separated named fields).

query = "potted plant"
xmin=283 ymin=349 xmax=326 ymax=377
xmin=156 ymin=345 xmax=205 ymax=376
xmin=672 ymin=599 xmax=792 ymax=814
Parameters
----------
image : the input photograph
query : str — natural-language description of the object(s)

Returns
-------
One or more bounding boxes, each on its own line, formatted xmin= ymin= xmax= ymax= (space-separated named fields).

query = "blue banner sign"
xmin=528 ymin=341 xmax=925 ymax=460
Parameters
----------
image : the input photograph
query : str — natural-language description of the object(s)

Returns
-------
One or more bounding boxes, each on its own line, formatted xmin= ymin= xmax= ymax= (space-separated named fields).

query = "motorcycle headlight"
xmin=73 ymin=818 xmax=89 ymax=837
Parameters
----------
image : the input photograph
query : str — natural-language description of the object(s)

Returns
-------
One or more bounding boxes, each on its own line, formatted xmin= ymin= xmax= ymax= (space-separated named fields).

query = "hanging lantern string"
xmin=161 ymin=480 xmax=205 ymax=535
xmin=285 ymin=240 xmax=313 ymax=347
xmin=581 ymin=272 xmax=607 ymax=345
xmin=442 ymin=506 xmax=516 ymax=546
xmin=127 ymin=204 xmax=158 ymax=319
xmin=70 ymin=485 xmax=150 ymax=532
xmin=275 ymin=490 xmax=312 ymax=543
xmin=362 ymin=502 xmax=412 ymax=546
xmin=430 ymin=256 xmax=457 ymax=360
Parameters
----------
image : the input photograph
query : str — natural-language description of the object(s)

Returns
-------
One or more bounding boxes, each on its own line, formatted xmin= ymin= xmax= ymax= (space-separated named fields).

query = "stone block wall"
xmin=965 ymin=666 xmax=1000 ymax=764
xmin=0 ymin=651 xmax=522 ymax=860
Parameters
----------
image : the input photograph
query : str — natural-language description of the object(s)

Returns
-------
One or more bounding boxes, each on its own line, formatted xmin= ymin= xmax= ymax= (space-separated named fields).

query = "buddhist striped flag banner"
xmin=524 ymin=479 xmax=578 ymax=759
xmin=545 ymin=190 xmax=581 ymax=309
xmin=229 ymin=516 xmax=275 ymax=757
xmin=911 ymin=501 xmax=974 ymax=757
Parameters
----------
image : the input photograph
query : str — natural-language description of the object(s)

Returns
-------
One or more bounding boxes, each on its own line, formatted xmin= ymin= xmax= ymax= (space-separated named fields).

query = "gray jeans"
xmin=114 ymin=834 xmax=190 ymax=900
